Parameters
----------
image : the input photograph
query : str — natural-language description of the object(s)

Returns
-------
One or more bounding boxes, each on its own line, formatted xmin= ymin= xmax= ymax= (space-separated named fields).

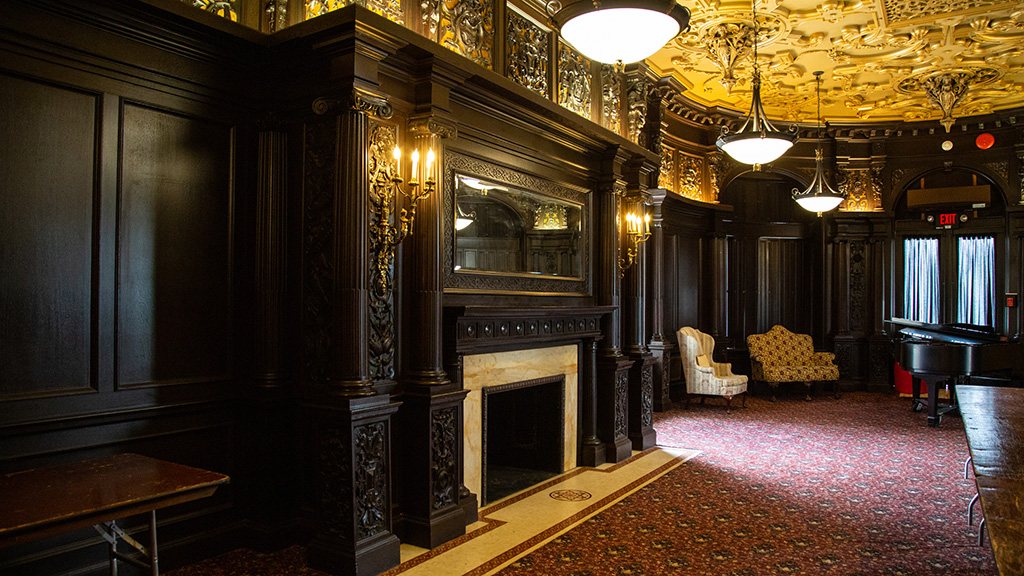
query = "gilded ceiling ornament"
xmin=645 ymin=0 xmax=1024 ymax=125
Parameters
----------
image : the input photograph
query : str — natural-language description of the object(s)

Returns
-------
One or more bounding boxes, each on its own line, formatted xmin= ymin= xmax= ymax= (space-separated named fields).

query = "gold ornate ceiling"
xmin=646 ymin=0 xmax=1024 ymax=128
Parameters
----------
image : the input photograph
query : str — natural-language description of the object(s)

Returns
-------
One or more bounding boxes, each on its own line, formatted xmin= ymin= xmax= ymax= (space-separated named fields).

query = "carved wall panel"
xmin=421 ymin=0 xmax=493 ymax=70
xmin=557 ymin=42 xmax=591 ymax=119
xmin=354 ymin=421 xmax=389 ymax=539
xmin=601 ymin=65 xmax=622 ymax=135
xmin=641 ymin=364 xmax=653 ymax=428
xmin=626 ymin=75 xmax=651 ymax=146
xmin=659 ymin=146 xmax=675 ymax=191
xmin=264 ymin=0 xmax=287 ymax=32
xmin=303 ymin=120 xmax=336 ymax=389
xmin=368 ymin=120 xmax=399 ymax=381
xmin=677 ymin=153 xmax=704 ymax=201
xmin=317 ymin=425 xmax=353 ymax=541
xmin=614 ymin=370 xmax=628 ymax=438
xmin=182 ymin=0 xmax=238 ymax=21
xmin=506 ymin=10 xmax=549 ymax=99
xmin=306 ymin=0 xmax=403 ymax=25
xmin=839 ymin=168 xmax=883 ymax=212
xmin=431 ymin=406 xmax=458 ymax=510
xmin=849 ymin=241 xmax=866 ymax=332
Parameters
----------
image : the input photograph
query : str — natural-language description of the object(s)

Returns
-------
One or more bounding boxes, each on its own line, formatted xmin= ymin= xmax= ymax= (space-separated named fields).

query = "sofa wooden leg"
xmin=833 ymin=380 xmax=841 ymax=399
xmin=804 ymin=381 xmax=812 ymax=401
xmin=769 ymin=383 xmax=778 ymax=402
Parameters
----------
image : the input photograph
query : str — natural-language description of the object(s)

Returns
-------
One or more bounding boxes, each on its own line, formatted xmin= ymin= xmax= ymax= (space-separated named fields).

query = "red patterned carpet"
xmin=169 ymin=391 xmax=995 ymax=576
xmin=499 ymin=391 xmax=995 ymax=576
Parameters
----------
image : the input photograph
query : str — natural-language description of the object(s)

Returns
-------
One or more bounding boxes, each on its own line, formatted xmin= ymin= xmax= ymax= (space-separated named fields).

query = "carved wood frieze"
xmin=421 ymin=0 xmax=493 ymax=70
xmin=431 ymin=406 xmax=458 ymax=510
xmin=678 ymin=154 xmax=704 ymax=201
xmin=442 ymin=151 xmax=590 ymax=295
xmin=182 ymin=0 xmax=238 ymax=21
xmin=448 ymin=306 xmax=608 ymax=355
xmin=305 ymin=0 xmax=403 ymax=25
xmin=557 ymin=42 xmax=591 ymax=119
xmin=506 ymin=10 xmax=549 ymax=99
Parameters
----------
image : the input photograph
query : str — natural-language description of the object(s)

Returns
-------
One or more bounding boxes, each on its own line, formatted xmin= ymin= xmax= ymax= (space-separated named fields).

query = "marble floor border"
xmin=383 ymin=447 xmax=699 ymax=576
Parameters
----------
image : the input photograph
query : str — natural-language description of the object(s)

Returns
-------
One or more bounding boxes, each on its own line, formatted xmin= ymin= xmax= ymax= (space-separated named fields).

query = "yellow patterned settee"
xmin=746 ymin=325 xmax=840 ymax=401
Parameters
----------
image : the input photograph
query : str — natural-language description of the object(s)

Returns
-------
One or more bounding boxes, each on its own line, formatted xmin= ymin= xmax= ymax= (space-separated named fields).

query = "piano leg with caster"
xmin=916 ymin=376 xmax=959 ymax=427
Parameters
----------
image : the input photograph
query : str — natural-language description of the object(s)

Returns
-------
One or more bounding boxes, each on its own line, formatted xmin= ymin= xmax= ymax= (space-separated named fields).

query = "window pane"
xmin=957 ymin=236 xmax=995 ymax=327
xmin=903 ymin=237 xmax=939 ymax=323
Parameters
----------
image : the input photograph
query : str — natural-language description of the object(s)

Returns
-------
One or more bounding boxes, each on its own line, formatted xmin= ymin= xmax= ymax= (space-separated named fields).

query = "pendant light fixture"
xmin=715 ymin=0 xmax=795 ymax=168
xmin=792 ymin=71 xmax=845 ymax=215
xmin=546 ymin=0 xmax=691 ymax=65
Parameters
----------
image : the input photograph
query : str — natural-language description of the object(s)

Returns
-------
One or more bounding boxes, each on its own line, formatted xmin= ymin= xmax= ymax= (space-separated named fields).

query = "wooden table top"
xmin=0 ymin=453 xmax=229 ymax=547
xmin=958 ymin=385 xmax=1024 ymax=576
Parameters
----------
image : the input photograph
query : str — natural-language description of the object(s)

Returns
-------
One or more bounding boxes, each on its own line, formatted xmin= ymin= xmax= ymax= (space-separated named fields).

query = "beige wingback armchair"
xmin=676 ymin=327 xmax=748 ymax=408
xmin=746 ymin=325 xmax=840 ymax=401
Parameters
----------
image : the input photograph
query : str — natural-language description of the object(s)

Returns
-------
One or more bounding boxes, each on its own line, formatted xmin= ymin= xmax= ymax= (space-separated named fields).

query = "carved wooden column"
xmin=595 ymin=147 xmax=633 ymax=464
xmin=645 ymin=188 xmax=673 ymax=411
xmin=395 ymin=113 xmax=471 ymax=549
xmin=244 ymin=121 xmax=295 ymax=546
xmin=580 ymin=336 xmax=604 ymax=466
xmin=624 ymin=196 xmax=656 ymax=450
xmin=304 ymin=89 xmax=401 ymax=576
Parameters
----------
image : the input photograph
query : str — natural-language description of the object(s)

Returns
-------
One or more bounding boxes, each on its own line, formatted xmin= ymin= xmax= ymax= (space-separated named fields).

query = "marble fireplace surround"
xmin=447 ymin=305 xmax=612 ymax=504
xmin=463 ymin=345 xmax=578 ymax=500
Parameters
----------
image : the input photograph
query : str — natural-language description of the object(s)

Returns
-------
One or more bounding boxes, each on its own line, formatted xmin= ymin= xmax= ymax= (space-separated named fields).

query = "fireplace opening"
xmin=482 ymin=376 xmax=565 ymax=504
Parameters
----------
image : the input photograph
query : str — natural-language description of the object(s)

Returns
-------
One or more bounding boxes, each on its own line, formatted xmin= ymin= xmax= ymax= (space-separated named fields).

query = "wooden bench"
xmin=958 ymin=385 xmax=1024 ymax=576
xmin=0 ymin=453 xmax=229 ymax=575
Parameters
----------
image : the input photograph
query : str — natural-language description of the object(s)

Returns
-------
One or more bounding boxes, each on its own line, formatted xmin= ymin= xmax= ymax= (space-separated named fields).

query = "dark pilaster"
xmin=645 ymin=188 xmax=673 ymax=411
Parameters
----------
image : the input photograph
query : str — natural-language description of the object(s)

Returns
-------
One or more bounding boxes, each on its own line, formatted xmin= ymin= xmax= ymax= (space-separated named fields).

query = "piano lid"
xmin=888 ymin=317 xmax=1008 ymax=345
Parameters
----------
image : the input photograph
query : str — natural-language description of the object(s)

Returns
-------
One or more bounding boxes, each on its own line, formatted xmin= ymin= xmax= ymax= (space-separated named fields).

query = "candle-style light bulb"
xmin=425 ymin=149 xmax=436 ymax=181
xmin=411 ymin=149 xmax=420 ymax=183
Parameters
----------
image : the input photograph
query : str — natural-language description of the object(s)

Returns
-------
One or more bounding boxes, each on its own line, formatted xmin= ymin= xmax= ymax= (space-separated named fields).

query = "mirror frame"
xmin=443 ymin=150 xmax=590 ymax=295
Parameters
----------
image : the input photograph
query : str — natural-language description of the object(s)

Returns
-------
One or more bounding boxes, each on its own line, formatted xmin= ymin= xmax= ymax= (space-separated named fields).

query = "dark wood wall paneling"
xmin=0 ymin=1 xmax=264 ymax=573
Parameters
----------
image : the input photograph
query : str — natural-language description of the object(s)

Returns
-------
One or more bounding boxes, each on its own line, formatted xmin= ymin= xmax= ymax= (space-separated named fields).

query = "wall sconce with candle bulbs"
xmin=387 ymin=145 xmax=436 ymax=243
xmin=618 ymin=194 xmax=652 ymax=276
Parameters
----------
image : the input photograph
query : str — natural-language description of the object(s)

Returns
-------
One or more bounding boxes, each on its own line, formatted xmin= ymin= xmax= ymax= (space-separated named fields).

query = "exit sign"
xmin=928 ymin=211 xmax=967 ymax=228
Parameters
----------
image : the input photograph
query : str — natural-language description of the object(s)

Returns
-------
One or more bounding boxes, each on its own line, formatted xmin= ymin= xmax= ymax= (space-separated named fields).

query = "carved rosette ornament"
xmin=506 ymin=10 xmax=550 ymax=98
xmin=421 ymin=0 xmax=494 ymax=69
xmin=558 ymin=42 xmax=591 ymax=118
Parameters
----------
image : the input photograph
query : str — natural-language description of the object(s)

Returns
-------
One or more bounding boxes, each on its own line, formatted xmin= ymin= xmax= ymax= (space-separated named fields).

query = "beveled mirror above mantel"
xmin=443 ymin=151 xmax=590 ymax=295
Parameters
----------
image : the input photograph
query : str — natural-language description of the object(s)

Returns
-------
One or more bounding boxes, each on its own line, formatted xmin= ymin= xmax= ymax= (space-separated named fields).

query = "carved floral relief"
xmin=506 ymin=10 xmax=549 ymax=98
xmin=558 ymin=42 xmax=591 ymax=119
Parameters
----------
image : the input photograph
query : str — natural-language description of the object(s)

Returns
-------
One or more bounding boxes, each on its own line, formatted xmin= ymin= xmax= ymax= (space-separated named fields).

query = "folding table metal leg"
xmin=967 ymin=493 xmax=979 ymax=526
xmin=94 ymin=511 xmax=159 ymax=575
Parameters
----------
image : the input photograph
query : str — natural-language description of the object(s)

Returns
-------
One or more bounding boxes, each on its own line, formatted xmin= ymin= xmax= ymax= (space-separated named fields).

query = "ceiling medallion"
xmin=672 ymin=11 xmax=788 ymax=94
xmin=896 ymin=67 xmax=1001 ymax=132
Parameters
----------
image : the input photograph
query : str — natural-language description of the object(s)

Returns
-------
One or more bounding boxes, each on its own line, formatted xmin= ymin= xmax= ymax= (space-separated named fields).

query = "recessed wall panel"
xmin=0 ymin=73 xmax=97 ymax=399
xmin=118 ymin=104 xmax=232 ymax=387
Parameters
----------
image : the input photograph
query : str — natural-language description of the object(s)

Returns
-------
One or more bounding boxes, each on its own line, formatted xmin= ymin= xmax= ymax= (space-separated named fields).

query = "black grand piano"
xmin=891 ymin=318 xmax=1021 ymax=426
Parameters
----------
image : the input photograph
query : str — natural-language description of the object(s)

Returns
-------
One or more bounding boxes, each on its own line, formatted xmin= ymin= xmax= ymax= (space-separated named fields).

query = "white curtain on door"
xmin=903 ymin=237 xmax=939 ymax=323
xmin=957 ymin=236 xmax=995 ymax=327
